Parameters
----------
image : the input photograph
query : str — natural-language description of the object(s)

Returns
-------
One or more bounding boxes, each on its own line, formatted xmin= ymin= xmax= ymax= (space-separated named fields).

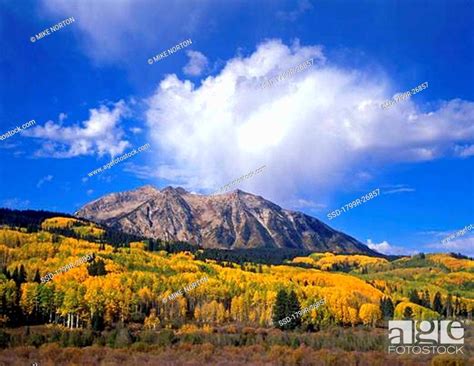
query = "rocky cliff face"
xmin=75 ymin=185 xmax=380 ymax=255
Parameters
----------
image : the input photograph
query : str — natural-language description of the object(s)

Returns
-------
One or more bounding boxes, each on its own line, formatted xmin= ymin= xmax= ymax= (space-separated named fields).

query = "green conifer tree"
xmin=272 ymin=289 xmax=288 ymax=330
xmin=433 ymin=292 xmax=443 ymax=315
xmin=33 ymin=269 xmax=41 ymax=283
xmin=403 ymin=306 xmax=413 ymax=320
xmin=286 ymin=290 xmax=302 ymax=330
xmin=422 ymin=290 xmax=431 ymax=308
xmin=408 ymin=289 xmax=421 ymax=305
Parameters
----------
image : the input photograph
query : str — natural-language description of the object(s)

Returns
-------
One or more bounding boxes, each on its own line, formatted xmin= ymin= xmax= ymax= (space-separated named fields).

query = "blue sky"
xmin=0 ymin=0 xmax=473 ymax=256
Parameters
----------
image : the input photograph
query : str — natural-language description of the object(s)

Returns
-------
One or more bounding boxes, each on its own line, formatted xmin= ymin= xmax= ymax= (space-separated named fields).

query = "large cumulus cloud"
xmin=145 ymin=39 xmax=474 ymax=202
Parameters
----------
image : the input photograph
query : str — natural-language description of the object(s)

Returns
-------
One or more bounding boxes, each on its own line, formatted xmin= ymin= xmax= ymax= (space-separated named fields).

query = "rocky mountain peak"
xmin=76 ymin=185 xmax=380 ymax=256
xmin=161 ymin=186 xmax=187 ymax=195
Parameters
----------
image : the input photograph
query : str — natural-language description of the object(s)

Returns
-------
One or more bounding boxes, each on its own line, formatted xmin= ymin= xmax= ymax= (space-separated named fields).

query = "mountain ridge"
xmin=75 ymin=185 xmax=381 ymax=256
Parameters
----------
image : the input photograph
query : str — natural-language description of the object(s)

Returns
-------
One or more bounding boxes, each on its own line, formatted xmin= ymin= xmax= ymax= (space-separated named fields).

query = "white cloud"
xmin=24 ymin=101 xmax=130 ymax=158
xmin=425 ymin=235 xmax=474 ymax=257
xmin=285 ymin=198 xmax=327 ymax=211
xmin=144 ymin=39 xmax=474 ymax=203
xmin=37 ymin=174 xmax=53 ymax=188
xmin=40 ymin=0 xmax=213 ymax=64
xmin=130 ymin=127 xmax=143 ymax=134
xmin=418 ymin=230 xmax=451 ymax=237
xmin=366 ymin=239 xmax=416 ymax=256
xmin=383 ymin=184 xmax=416 ymax=195
xmin=183 ymin=50 xmax=209 ymax=76
xmin=454 ymin=144 xmax=474 ymax=157
xmin=86 ymin=189 xmax=94 ymax=196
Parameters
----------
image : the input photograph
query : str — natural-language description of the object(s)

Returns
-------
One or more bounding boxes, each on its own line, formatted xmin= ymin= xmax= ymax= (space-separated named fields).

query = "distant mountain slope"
xmin=75 ymin=185 xmax=381 ymax=256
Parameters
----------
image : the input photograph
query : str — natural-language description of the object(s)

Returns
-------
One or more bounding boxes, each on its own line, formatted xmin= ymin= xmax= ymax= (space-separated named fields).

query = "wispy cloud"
xmin=183 ymin=50 xmax=209 ymax=76
xmin=37 ymin=174 xmax=53 ymax=188
xmin=425 ymin=235 xmax=474 ymax=257
xmin=454 ymin=144 xmax=474 ymax=158
xmin=1 ymin=198 xmax=30 ymax=209
xmin=40 ymin=0 xmax=214 ymax=64
xmin=276 ymin=0 xmax=313 ymax=22
xmin=286 ymin=198 xmax=327 ymax=212
xmin=130 ymin=127 xmax=143 ymax=134
xmin=383 ymin=186 xmax=416 ymax=195
xmin=417 ymin=230 xmax=451 ymax=237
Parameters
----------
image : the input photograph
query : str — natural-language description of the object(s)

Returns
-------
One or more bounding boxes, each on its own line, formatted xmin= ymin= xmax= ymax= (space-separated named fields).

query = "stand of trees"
xmin=272 ymin=289 xmax=302 ymax=330
xmin=407 ymin=289 xmax=468 ymax=317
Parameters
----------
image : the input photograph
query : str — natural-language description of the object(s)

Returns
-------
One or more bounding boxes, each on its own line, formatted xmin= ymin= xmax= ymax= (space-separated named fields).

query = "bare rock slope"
xmin=75 ymin=185 xmax=380 ymax=255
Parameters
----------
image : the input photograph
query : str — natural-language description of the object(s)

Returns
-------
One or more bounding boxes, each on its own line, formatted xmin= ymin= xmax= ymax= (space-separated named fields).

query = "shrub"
xmin=156 ymin=329 xmax=177 ymax=346
xmin=60 ymin=331 xmax=70 ymax=347
xmin=0 ymin=330 xmax=11 ymax=348
xmin=49 ymin=329 xmax=62 ymax=343
xmin=431 ymin=355 xmax=466 ymax=366
xmin=114 ymin=328 xmax=132 ymax=348
xmin=131 ymin=312 xmax=146 ymax=323
xmin=94 ymin=334 xmax=106 ymax=346
xmin=80 ymin=330 xmax=94 ymax=347
xmin=105 ymin=330 xmax=117 ymax=347
xmin=181 ymin=332 xmax=203 ymax=344
xmin=69 ymin=331 xmax=83 ymax=347
xmin=139 ymin=330 xmax=157 ymax=345
xmin=27 ymin=333 xmax=46 ymax=348
xmin=130 ymin=341 xmax=148 ymax=352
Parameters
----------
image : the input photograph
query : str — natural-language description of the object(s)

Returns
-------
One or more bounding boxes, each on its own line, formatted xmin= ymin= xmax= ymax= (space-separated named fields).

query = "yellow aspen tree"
xmin=359 ymin=303 xmax=382 ymax=327
xmin=348 ymin=307 xmax=359 ymax=326
xmin=144 ymin=309 xmax=160 ymax=330
xmin=20 ymin=283 xmax=38 ymax=316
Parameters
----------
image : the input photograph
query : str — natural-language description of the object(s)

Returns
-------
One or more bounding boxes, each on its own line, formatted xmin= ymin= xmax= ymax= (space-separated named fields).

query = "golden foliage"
xmin=430 ymin=254 xmax=474 ymax=271
xmin=394 ymin=301 xmax=439 ymax=320
xmin=1 ymin=222 xmax=473 ymax=331
xmin=359 ymin=303 xmax=381 ymax=326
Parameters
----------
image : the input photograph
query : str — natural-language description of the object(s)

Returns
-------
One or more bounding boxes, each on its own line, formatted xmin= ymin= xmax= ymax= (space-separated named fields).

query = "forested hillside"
xmin=1 ymin=216 xmax=472 ymax=328
xmin=0 ymin=216 xmax=472 ymax=365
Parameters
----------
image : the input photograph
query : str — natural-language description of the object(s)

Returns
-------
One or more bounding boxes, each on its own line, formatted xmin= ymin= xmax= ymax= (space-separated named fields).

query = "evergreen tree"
xmin=92 ymin=313 xmax=104 ymax=331
xmin=408 ymin=289 xmax=421 ymax=305
xmin=18 ymin=265 xmax=26 ymax=284
xmin=386 ymin=297 xmax=395 ymax=319
xmin=87 ymin=259 xmax=107 ymax=276
xmin=379 ymin=298 xmax=385 ymax=318
xmin=1 ymin=267 xmax=9 ymax=280
xmin=433 ymin=292 xmax=443 ymax=314
xmin=380 ymin=297 xmax=394 ymax=320
xmin=403 ymin=306 xmax=413 ymax=320
xmin=12 ymin=267 xmax=18 ymax=284
xmin=422 ymin=290 xmax=431 ymax=309
xmin=272 ymin=289 xmax=288 ymax=330
xmin=286 ymin=290 xmax=301 ymax=330
xmin=33 ymin=269 xmax=41 ymax=283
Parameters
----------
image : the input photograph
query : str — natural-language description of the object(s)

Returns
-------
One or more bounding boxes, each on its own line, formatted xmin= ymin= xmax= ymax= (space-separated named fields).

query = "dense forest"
xmin=0 ymin=213 xmax=472 ymax=365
